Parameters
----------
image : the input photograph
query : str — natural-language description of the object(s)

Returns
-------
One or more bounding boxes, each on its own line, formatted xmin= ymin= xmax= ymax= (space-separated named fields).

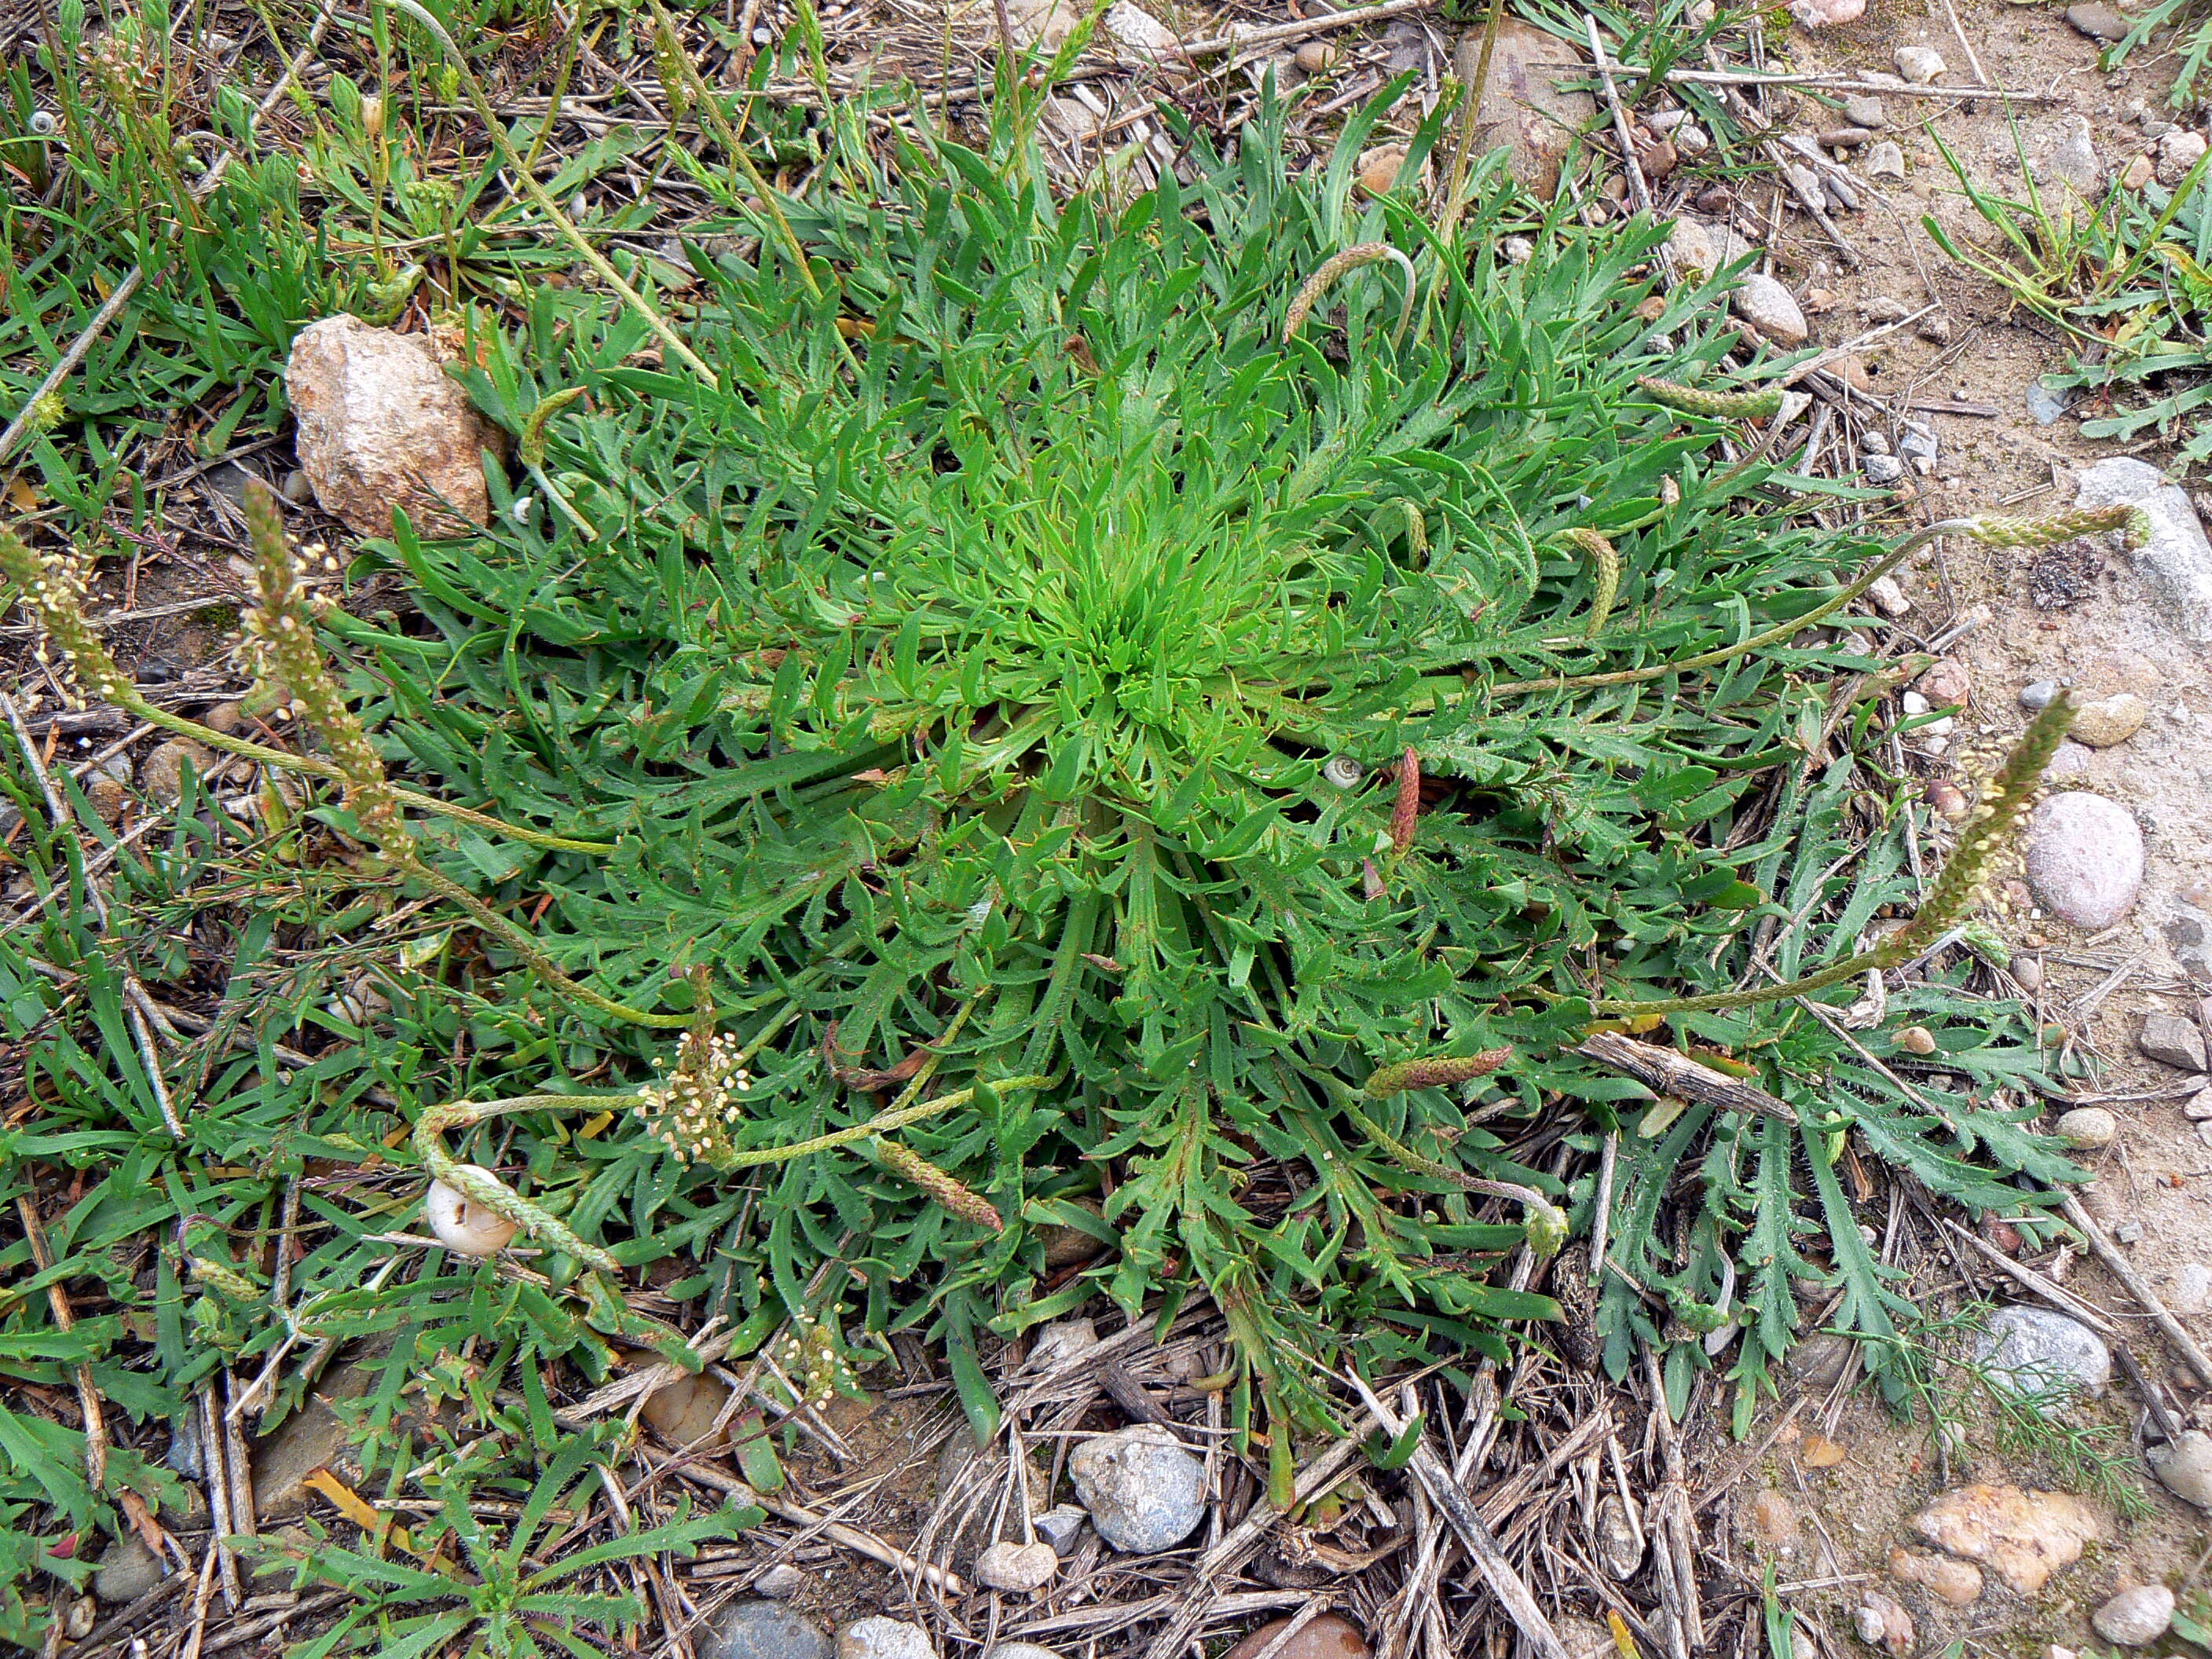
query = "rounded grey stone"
xmin=93 ymin=1538 xmax=166 ymax=1604
xmin=707 ymin=1601 xmax=833 ymax=1659
xmin=2093 ymin=1583 xmax=2175 ymax=1646
xmin=1068 ymin=1425 xmax=1207 ymax=1553
xmin=1975 ymin=1305 xmax=2111 ymax=1399
xmin=2020 ymin=679 xmax=2060 ymax=709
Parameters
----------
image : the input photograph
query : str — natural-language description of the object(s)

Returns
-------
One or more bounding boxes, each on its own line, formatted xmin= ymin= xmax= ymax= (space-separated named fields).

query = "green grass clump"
xmin=241 ymin=92 xmax=2079 ymax=1421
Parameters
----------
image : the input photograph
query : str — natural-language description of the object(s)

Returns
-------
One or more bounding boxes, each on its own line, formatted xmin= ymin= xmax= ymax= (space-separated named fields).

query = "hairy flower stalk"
xmin=1341 ymin=1095 xmax=1566 ymax=1258
xmin=870 ymin=1138 xmax=1004 ymax=1231
xmin=0 ymin=535 xmax=136 ymax=709
xmin=1390 ymin=747 xmax=1420 ymax=856
xmin=0 ymin=522 xmax=607 ymax=855
xmin=1282 ymin=242 xmax=1418 ymax=347
xmin=1364 ymin=1046 xmax=1514 ymax=1097
xmin=241 ymin=485 xmax=408 ymax=847
xmin=235 ymin=484 xmax=692 ymax=1030
xmin=1634 ymin=375 xmax=1785 ymax=422
xmin=1594 ymin=690 xmax=2078 ymax=1017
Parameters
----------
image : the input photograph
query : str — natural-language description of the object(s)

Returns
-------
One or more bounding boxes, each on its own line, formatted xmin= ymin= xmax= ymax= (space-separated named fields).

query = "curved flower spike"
xmin=1284 ymin=243 xmax=1419 ymax=349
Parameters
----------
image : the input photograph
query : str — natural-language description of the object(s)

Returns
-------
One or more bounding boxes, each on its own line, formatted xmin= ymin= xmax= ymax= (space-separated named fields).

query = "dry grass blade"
xmin=1341 ymin=1373 xmax=1569 ymax=1659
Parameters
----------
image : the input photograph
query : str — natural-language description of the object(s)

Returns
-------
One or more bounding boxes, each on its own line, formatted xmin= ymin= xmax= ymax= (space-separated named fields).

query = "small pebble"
xmin=2122 ymin=152 xmax=2156 ymax=190
xmin=837 ymin=1618 xmax=934 ymax=1659
xmin=1901 ymin=690 xmax=1931 ymax=716
xmin=1918 ymin=659 xmax=1971 ymax=705
xmin=1035 ymin=1505 xmax=1088 ymax=1556
xmin=2152 ymin=1430 xmax=2212 ymax=1508
xmin=1917 ymin=313 xmax=1953 ymax=343
xmin=1868 ymin=576 xmax=1911 ymax=616
xmin=1977 ymin=1305 xmax=2111 ymax=1397
xmin=1928 ymin=782 xmax=1968 ymax=819
xmin=1865 ymin=453 xmax=1906 ymax=485
xmin=2020 ymin=679 xmax=2060 ymax=710
xmin=2070 ymin=692 xmax=2148 ymax=747
xmin=83 ymin=756 xmax=131 ymax=826
xmin=1293 ymin=40 xmax=1335 ymax=72
xmin=1069 ymin=1426 xmax=1207 ymax=1553
xmin=1896 ymin=1025 xmax=1938 ymax=1055
xmin=1356 ymin=145 xmax=1408 ymax=197
xmin=1894 ymin=46 xmax=1947 ymax=83
xmin=2012 ymin=955 xmax=2043 ymax=993
xmin=1731 ymin=273 xmax=1810 ymax=345
xmin=1854 ymin=1592 xmax=1914 ymax=1656
xmin=2054 ymin=1105 xmax=2116 ymax=1148
xmin=1819 ymin=126 xmax=1872 ymax=148
xmin=2159 ymin=129 xmax=2207 ymax=185
xmin=1220 ymin=1613 xmax=1372 ymax=1659
xmin=975 ymin=1541 xmax=1059 ymax=1593
xmin=1889 ymin=1547 xmax=1984 ymax=1606
xmin=2139 ymin=1011 xmax=2207 ymax=1071
xmin=1866 ymin=140 xmax=1906 ymax=180
xmin=1843 ymin=95 xmax=1887 ymax=128
xmin=2092 ymin=1584 xmax=2176 ymax=1646
xmin=2168 ymin=1263 xmax=2212 ymax=1313
xmin=2187 ymin=1085 xmax=2212 ymax=1121
xmin=2114 ymin=1218 xmax=2146 ymax=1244
xmin=2066 ymin=1 xmax=2130 ymax=39
xmin=755 ymin=1564 xmax=806 ymax=1599
xmin=2027 ymin=793 xmax=2144 ymax=929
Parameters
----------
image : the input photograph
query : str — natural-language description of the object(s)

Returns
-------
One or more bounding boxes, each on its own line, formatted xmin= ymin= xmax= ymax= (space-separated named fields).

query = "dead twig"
xmin=1574 ymin=1032 xmax=1799 ymax=1124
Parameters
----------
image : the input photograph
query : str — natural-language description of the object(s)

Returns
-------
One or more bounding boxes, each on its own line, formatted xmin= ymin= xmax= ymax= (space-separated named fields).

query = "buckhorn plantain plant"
xmin=5 ymin=78 xmax=2133 ymax=1442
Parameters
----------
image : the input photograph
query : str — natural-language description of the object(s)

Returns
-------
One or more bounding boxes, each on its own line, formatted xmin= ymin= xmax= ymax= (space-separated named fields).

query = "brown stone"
xmin=639 ymin=1371 xmax=734 ymax=1448
xmin=285 ymin=315 xmax=500 ymax=538
xmin=1745 ymin=1487 xmax=1798 ymax=1545
xmin=1910 ymin=1484 xmax=2098 ymax=1593
xmin=1356 ymin=146 xmax=1409 ymax=197
xmin=1888 ymin=1546 xmax=1983 ymax=1606
xmin=1221 ymin=1612 xmax=1371 ymax=1659
xmin=1917 ymin=658 xmax=1971 ymax=706
xmin=1462 ymin=19 xmax=1599 ymax=199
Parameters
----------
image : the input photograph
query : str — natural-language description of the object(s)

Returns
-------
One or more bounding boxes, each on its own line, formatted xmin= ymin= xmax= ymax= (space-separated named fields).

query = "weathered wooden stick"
xmin=1573 ymin=1032 xmax=1799 ymax=1125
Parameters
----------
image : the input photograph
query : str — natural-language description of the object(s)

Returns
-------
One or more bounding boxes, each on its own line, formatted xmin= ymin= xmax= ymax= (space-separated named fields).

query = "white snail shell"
xmin=425 ymin=1170 xmax=519 ymax=1256
xmin=1322 ymin=756 xmax=1364 ymax=789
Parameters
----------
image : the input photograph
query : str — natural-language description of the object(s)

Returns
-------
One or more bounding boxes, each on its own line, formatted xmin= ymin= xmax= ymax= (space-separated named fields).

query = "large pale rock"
xmin=2075 ymin=457 xmax=2212 ymax=641
xmin=1910 ymin=1484 xmax=2098 ymax=1593
xmin=285 ymin=316 xmax=496 ymax=537
xmin=2026 ymin=793 xmax=2143 ymax=929
xmin=1462 ymin=20 xmax=1599 ymax=199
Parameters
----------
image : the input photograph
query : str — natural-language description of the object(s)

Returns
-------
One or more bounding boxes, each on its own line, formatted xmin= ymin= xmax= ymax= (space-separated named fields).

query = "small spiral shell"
xmin=425 ymin=1169 xmax=520 ymax=1256
xmin=1322 ymin=756 xmax=1364 ymax=789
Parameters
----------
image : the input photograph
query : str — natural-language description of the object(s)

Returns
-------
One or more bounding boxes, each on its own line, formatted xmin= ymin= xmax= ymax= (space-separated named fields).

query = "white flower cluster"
xmin=771 ymin=1314 xmax=855 ymax=1408
xmin=635 ymin=1029 xmax=751 ymax=1163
